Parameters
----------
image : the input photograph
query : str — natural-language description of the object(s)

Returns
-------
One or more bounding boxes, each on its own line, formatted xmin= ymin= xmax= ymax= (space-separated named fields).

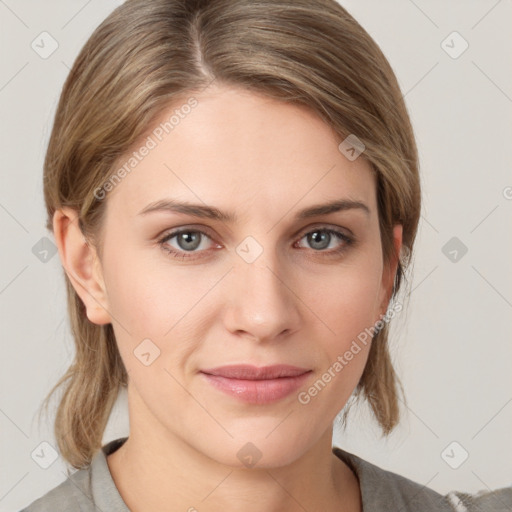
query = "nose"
xmin=222 ymin=248 xmax=302 ymax=343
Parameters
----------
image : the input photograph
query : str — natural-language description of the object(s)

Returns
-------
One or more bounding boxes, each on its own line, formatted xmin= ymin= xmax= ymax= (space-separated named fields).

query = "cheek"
xmin=299 ymin=267 xmax=380 ymax=412
xmin=101 ymin=247 xmax=224 ymax=379
xmin=102 ymin=243 xmax=204 ymax=335
xmin=297 ymin=257 xmax=383 ymax=402
xmin=304 ymin=258 xmax=383 ymax=344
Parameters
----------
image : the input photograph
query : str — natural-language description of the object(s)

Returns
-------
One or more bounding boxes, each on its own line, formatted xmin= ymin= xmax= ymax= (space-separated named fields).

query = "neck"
xmin=107 ymin=390 xmax=361 ymax=512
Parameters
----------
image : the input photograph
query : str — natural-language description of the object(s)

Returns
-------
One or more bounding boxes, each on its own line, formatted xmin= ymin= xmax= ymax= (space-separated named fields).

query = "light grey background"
xmin=1 ymin=1 xmax=511 ymax=510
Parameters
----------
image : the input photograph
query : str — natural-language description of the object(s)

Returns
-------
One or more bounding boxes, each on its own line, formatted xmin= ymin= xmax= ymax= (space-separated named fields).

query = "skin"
xmin=54 ymin=84 xmax=402 ymax=512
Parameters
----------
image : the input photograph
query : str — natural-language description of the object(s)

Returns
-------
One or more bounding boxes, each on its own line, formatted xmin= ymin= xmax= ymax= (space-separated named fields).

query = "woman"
xmin=20 ymin=0 xmax=510 ymax=511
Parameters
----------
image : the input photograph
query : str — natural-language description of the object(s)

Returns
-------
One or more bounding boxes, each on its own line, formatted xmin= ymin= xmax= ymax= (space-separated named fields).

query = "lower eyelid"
xmin=159 ymin=227 xmax=353 ymax=257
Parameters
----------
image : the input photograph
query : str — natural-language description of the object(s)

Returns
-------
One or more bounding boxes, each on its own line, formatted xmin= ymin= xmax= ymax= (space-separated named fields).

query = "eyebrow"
xmin=138 ymin=198 xmax=370 ymax=222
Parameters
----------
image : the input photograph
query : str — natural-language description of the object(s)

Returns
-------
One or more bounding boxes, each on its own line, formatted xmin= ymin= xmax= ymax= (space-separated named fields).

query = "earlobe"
xmin=52 ymin=207 xmax=111 ymax=325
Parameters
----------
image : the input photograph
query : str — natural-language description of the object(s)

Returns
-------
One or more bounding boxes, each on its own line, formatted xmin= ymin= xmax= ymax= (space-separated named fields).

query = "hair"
xmin=40 ymin=0 xmax=420 ymax=469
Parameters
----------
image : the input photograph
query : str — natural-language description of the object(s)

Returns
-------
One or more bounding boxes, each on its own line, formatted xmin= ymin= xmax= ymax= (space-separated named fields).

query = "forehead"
xmin=105 ymin=85 xmax=377 ymax=222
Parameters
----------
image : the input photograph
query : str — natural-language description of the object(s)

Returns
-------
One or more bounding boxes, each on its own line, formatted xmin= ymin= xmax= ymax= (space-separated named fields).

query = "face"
xmin=71 ymin=85 xmax=401 ymax=468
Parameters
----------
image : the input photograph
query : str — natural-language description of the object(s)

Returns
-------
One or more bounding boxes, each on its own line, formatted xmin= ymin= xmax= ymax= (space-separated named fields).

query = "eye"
xmin=295 ymin=227 xmax=354 ymax=256
xmin=157 ymin=225 xmax=355 ymax=260
xmin=158 ymin=229 xmax=217 ymax=260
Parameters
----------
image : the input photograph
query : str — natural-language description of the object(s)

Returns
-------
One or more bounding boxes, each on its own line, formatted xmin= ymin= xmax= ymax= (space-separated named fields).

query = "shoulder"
xmin=334 ymin=447 xmax=453 ymax=511
xmin=333 ymin=446 xmax=512 ymax=512
xmin=444 ymin=487 xmax=512 ymax=512
xmin=19 ymin=437 xmax=129 ymax=512
xmin=18 ymin=465 xmax=93 ymax=512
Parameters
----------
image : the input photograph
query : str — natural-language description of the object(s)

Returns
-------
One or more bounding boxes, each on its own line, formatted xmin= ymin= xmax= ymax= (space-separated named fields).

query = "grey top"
xmin=20 ymin=437 xmax=512 ymax=511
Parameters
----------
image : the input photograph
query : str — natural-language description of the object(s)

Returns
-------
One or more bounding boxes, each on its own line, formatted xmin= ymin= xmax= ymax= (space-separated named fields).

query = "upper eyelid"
xmin=159 ymin=225 xmax=217 ymax=243
xmin=159 ymin=223 xmax=352 ymax=246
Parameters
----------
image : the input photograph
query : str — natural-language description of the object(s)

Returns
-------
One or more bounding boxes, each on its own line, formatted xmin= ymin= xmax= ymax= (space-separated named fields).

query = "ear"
xmin=52 ymin=207 xmax=111 ymax=325
xmin=378 ymin=224 xmax=403 ymax=317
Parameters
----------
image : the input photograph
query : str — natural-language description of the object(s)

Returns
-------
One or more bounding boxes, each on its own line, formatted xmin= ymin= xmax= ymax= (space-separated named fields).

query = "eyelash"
xmin=157 ymin=226 xmax=355 ymax=261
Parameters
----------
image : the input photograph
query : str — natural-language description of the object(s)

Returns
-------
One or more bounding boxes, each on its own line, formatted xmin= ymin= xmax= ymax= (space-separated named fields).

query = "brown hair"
xmin=40 ymin=0 xmax=419 ymax=469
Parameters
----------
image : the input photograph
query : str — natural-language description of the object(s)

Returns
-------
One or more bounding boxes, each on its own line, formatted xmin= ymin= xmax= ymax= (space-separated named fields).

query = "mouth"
xmin=199 ymin=364 xmax=312 ymax=404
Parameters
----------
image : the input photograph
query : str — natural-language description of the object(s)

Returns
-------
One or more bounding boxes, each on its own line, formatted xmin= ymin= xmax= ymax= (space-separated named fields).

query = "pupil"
xmin=309 ymin=231 xmax=329 ymax=250
xmin=179 ymin=232 xmax=200 ymax=250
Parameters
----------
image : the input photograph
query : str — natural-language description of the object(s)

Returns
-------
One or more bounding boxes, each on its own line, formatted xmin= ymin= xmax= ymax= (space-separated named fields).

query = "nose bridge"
xmin=224 ymin=235 xmax=300 ymax=340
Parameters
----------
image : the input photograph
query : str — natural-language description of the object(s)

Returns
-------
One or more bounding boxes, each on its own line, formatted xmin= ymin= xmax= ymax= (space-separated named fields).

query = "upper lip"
xmin=200 ymin=364 xmax=311 ymax=380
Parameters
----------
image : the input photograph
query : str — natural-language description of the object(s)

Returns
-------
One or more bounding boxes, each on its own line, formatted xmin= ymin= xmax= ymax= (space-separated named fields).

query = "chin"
xmin=197 ymin=426 xmax=316 ymax=469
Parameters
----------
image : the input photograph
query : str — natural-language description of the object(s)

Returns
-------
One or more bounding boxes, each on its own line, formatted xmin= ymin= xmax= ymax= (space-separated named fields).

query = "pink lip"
xmin=200 ymin=364 xmax=312 ymax=404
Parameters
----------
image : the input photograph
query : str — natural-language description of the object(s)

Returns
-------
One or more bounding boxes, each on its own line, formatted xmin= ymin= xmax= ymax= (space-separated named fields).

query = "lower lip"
xmin=200 ymin=372 xmax=311 ymax=404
